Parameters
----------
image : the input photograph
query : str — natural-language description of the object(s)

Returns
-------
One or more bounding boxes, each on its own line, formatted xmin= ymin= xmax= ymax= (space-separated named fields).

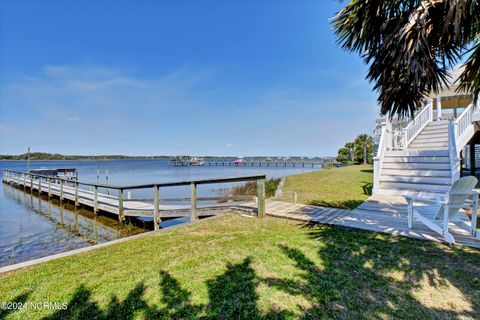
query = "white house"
xmin=373 ymin=66 xmax=480 ymax=196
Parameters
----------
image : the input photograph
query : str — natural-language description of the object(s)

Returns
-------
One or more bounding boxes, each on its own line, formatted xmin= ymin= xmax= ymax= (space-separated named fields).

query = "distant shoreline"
xmin=0 ymin=158 xmax=169 ymax=162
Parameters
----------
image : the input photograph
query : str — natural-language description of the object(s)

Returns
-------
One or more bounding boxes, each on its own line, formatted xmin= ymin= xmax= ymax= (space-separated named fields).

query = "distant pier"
xmin=170 ymin=156 xmax=335 ymax=167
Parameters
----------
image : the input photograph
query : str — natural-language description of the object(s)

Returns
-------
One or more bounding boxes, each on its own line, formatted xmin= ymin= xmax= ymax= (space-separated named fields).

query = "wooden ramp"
xmin=262 ymin=196 xmax=480 ymax=249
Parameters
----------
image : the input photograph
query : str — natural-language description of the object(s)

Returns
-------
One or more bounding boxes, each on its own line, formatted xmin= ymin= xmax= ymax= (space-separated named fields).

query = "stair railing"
xmin=373 ymin=125 xmax=389 ymax=194
xmin=454 ymin=102 xmax=475 ymax=151
xmin=399 ymin=100 xmax=434 ymax=149
xmin=448 ymin=120 xmax=461 ymax=182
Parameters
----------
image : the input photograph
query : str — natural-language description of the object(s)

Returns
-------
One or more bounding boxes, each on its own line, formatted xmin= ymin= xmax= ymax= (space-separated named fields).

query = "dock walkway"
xmin=260 ymin=196 xmax=480 ymax=248
xmin=3 ymin=171 xmax=267 ymax=229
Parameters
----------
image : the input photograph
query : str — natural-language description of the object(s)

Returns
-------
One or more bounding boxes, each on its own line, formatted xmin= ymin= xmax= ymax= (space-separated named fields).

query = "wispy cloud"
xmin=1 ymin=64 xmax=216 ymax=124
xmin=105 ymin=117 xmax=120 ymax=123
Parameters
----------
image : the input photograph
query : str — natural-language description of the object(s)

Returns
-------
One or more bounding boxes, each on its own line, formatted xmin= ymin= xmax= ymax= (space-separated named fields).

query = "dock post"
xmin=23 ymin=173 xmax=26 ymax=190
xmin=153 ymin=185 xmax=160 ymax=230
xmin=48 ymin=178 xmax=52 ymax=198
xmin=257 ymin=178 xmax=265 ymax=218
xmin=30 ymin=175 xmax=33 ymax=191
xmin=94 ymin=186 xmax=98 ymax=214
xmin=118 ymin=188 xmax=124 ymax=222
xmin=38 ymin=177 xmax=42 ymax=194
xmin=75 ymin=182 xmax=79 ymax=207
xmin=191 ymin=182 xmax=197 ymax=220
xmin=60 ymin=180 xmax=64 ymax=201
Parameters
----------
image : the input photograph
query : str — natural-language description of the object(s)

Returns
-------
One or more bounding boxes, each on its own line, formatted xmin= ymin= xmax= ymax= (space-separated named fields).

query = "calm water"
xmin=0 ymin=160 xmax=319 ymax=266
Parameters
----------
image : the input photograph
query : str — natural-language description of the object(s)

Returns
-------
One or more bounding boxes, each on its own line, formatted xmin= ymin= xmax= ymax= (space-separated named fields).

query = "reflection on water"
xmin=0 ymin=159 xmax=319 ymax=267
xmin=0 ymin=184 xmax=147 ymax=267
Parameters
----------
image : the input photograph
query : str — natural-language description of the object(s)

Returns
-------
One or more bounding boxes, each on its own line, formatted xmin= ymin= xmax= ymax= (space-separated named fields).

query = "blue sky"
xmin=0 ymin=0 xmax=379 ymax=157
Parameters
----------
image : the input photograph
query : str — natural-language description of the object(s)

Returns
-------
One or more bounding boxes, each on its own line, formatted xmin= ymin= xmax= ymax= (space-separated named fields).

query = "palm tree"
xmin=332 ymin=1 xmax=480 ymax=118
xmin=354 ymin=134 xmax=373 ymax=165
xmin=344 ymin=142 xmax=355 ymax=162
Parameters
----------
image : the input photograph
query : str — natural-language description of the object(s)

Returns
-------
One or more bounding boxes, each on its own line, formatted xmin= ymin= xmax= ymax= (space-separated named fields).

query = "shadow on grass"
xmin=264 ymin=223 xmax=480 ymax=319
xmin=361 ymin=169 xmax=373 ymax=174
xmin=6 ymin=224 xmax=480 ymax=319
xmin=362 ymin=181 xmax=373 ymax=196
xmin=0 ymin=291 xmax=31 ymax=320
xmin=308 ymin=199 xmax=364 ymax=210
xmin=42 ymin=258 xmax=291 ymax=320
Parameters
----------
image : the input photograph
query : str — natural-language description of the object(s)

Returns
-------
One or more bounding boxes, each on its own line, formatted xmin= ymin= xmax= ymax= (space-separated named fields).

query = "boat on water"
xmin=170 ymin=155 xmax=205 ymax=166
xmin=29 ymin=168 xmax=78 ymax=181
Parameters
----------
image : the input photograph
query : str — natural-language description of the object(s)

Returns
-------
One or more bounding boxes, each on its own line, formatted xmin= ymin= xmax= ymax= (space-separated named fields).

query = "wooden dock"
xmin=4 ymin=170 xmax=479 ymax=248
xmin=258 ymin=196 xmax=480 ymax=248
xmin=2 ymin=170 xmax=267 ymax=230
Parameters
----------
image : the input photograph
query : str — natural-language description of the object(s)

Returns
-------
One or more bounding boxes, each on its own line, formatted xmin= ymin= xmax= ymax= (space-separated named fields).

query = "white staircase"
xmin=374 ymin=101 xmax=479 ymax=197
xmin=408 ymin=121 xmax=448 ymax=149
xmin=378 ymin=149 xmax=451 ymax=196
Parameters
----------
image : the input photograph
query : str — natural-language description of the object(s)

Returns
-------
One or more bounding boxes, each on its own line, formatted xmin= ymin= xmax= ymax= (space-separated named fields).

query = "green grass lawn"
xmin=1 ymin=214 xmax=479 ymax=319
xmin=279 ymin=164 xmax=373 ymax=209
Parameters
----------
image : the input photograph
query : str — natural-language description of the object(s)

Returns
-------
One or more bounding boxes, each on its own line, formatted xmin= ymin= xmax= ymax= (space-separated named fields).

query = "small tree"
xmin=336 ymin=147 xmax=349 ymax=164
xmin=354 ymin=134 xmax=374 ymax=164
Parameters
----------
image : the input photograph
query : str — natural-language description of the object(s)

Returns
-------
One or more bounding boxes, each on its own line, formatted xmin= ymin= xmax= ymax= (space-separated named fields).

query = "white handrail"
xmin=454 ymin=103 xmax=474 ymax=150
xmin=373 ymin=125 xmax=388 ymax=193
xmin=448 ymin=120 xmax=461 ymax=182
xmin=402 ymin=100 xmax=433 ymax=148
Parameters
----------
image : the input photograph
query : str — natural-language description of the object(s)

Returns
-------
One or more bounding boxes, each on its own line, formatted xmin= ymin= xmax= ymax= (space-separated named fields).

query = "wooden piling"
xmin=257 ymin=178 xmax=265 ymax=218
xmin=60 ymin=180 xmax=64 ymax=201
xmin=191 ymin=182 xmax=197 ymax=220
xmin=38 ymin=177 xmax=42 ymax=194
xmin=118 ymin=188 xmax=124 ymax=222
xmin=153 ymin=185 xmax=160 ymax=230
xmin=94 ymin=186 xmax=98 ymax=214
xmin=30 ymin=175 xmax=33 ymax=191
xmin=48 ymin=178 xmax=52 ymax=198
xmin=75 ymin=182 xmax=79 ymax=207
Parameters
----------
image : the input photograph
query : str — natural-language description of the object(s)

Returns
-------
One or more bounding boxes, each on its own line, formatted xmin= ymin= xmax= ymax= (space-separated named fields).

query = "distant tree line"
xmin=0 ymin=152 xmax=171 ymax=161
xmin=336 ymin=134 xmax=374 ymax=165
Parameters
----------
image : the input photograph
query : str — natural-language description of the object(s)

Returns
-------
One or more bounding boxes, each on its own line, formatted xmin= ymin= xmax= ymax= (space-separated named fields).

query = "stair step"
xmin=412 ymin=137 xmax=448 ymax=143
xmin=385 ymin=150 xmax=449 ymax=157
xmin=383 ymin=156 xmax=449 ymax=163
xmin=379 ymin=182 xmax=451 ymax=192
xmin=381 ymin=169 xmax=452 ymax=177
xmin=426 ymin=120 xmax=449 ymax=127
xmin=414 ymin=131 xmax=448 ymax=138
xmin=420 ymin=127 xmax=449 ymax=133
xmin=408 ymin=141 xmax=448 ymax=149
xmin=382 ymin=162 xmax=450 ymax=170
xmin=380 ymin=175 xmax=451 ymax=185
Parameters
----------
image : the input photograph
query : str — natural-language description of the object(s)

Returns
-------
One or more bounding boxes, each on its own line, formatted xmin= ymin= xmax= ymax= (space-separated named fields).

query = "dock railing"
xmin=2 ymin=170 xmax=266 ymax=230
